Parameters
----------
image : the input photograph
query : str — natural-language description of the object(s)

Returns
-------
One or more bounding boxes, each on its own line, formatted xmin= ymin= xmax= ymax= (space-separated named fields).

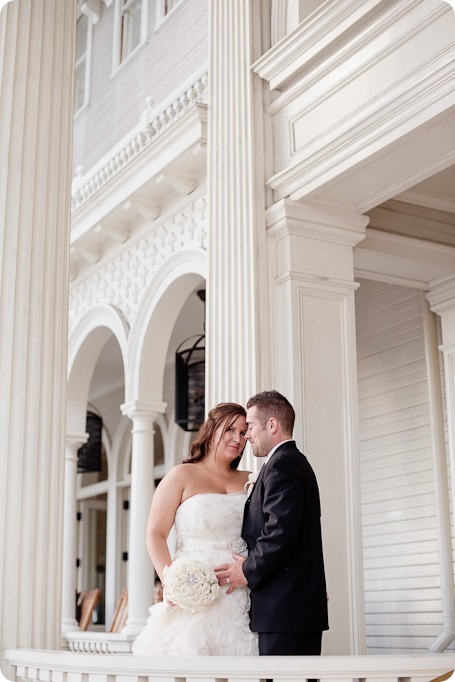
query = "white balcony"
xmin=4 ymin=649 xmax=455 ymax=682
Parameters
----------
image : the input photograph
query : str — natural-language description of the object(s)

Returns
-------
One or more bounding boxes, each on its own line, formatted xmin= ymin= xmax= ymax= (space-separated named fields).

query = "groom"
xmin=216 ymin=390 xmax=329 ymax=655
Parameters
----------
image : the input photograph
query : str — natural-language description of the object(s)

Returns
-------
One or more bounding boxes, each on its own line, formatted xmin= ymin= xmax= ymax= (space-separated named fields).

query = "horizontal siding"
xmin=355 ymin=279 xmax=448 ymax=654
xmin=73 ymin=0 xmax=208 ymax=173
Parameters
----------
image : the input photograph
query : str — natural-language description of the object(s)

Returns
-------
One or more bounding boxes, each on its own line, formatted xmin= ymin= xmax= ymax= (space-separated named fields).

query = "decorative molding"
xmin=70 ymin=244 xmax=101 ymax=264
xmin=123 ymin=198 xmax=162 ymax=221
xmin=71 ymin=73 xmax=208 ymax=213
xmin=267 ymin=52 xmax=454 ymax=202
xmin=156 ymin=171 xmax=197 ymax=195
xmin=275 ymin=271 xmax=360 ymax=295
xmin=69 ymin=196 xmax=207 ymax=331
xmin=94 ymin=222 xmax=130 ymax=243
xmin=254 ymin=0 xmax=385 ymax=90
xmin=266 ymin=199 xmax=368 ymax=248
xmin=65 ymin=631 xmax=134 ymax=653
xmin=121 ymin=400 xmax=167 ymax=419
xmin=254 ymin=0 xmax=449 ymax=96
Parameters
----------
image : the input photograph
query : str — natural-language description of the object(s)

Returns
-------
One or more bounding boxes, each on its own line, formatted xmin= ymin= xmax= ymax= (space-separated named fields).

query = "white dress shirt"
xmin=263 ymin=439 xmax=295 ymax=466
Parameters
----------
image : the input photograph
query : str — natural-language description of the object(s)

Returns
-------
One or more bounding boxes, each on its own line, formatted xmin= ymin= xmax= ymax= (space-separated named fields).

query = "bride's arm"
xmin=145 ymin=466 xmax=185 ymax=581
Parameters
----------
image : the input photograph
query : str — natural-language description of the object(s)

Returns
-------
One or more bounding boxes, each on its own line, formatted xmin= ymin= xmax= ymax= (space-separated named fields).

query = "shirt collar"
xmin=264 ymin=439 xmax=295 ymax=465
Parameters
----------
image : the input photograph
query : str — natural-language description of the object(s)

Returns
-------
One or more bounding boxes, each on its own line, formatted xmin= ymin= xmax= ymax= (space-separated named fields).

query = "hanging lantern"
xmin=175 ymin=334 xmax=205 ymax=432
xmin=77 ymin=411 xmax=103 ymax=472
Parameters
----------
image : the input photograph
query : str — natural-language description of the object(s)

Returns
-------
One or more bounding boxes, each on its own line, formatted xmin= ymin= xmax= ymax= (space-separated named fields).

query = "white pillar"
xmin=427 ymin=275 xmax=455 ymax=512
xmin=0 ymin=0 xmax=75 ymax=673
xmin=206 ymin=0 xmax=269 ymax=406
xmin=266 ymin=199 xmax=368 ymax=655
xmin=421 ymin=290 xmax=455 ymax=651
xmin=61 ymin=436 xmax=86 ymax=635
xmin=120 ymin=401 xmax=165 ymax=634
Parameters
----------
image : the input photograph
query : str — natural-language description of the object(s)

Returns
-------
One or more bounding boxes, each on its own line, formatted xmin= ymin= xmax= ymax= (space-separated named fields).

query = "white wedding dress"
xmin=132 ymin=491 xmax=259 ymax=656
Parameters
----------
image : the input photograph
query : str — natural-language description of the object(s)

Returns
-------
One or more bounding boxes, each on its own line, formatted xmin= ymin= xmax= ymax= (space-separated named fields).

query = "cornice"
xmin=262 ymin=0 xmax=448 ymax=113
xmin=267 ymin=52 xmax=454 ymax=202
xmin=266 ymin=199 xmax=368 ymax=248
xmin=253 ymin=0 xmax=384 ymax=91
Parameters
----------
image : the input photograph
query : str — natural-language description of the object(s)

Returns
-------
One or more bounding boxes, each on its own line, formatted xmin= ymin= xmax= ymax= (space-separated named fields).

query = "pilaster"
xmin=0 ymin=0 xmax=75 ymax=671
xmin=206 ymin=0 xmax=269 ymax=406
xmin=267 ymin=199 xmax=368 ymax=654
xmin=120 ymin=401 xmax=166 ymax=634
xmin=427 ymin=274 xmax=455 ymax=537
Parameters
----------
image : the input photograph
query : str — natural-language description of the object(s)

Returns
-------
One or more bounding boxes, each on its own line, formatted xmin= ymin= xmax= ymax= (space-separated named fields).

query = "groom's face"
xmin=245 ymin=406 xmax=271 ymax=458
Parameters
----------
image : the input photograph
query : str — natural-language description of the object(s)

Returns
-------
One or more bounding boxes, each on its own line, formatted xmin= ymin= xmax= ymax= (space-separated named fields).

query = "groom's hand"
xmin=215 ymin=554 xmax=247 ymax=595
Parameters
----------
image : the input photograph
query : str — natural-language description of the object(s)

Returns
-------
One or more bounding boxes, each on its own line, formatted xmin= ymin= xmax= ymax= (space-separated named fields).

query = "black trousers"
xmin=258 ymin=631 xmax=322 ymax=655
xmin=259 ymin=632 xmax=322 ymax=682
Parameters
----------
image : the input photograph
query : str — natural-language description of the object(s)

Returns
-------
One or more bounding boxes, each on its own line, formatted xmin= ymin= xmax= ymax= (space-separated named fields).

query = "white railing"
xmin=4 ymin=649 xmax=455 ymax=682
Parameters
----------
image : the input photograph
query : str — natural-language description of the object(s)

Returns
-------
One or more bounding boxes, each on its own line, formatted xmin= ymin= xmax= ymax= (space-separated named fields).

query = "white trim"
xmin=74 ymin=12 xmax=93 ymax=115
xmin=394 ymin=188 xmax=455 ymax=214
xmin=154 ymin=0 xmax=184 ymax=30
xmin=111 ymin=0 xmax=148 ymax=73
xmin=6 ymin=648 xmax=455 ymax=679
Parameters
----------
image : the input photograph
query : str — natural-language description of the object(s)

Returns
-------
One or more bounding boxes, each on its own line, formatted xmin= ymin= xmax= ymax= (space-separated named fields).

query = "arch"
xmin=126 ymin=249 xmax=207 ymax=406
xmin=67 ymin=304 xmax=129 ymax=434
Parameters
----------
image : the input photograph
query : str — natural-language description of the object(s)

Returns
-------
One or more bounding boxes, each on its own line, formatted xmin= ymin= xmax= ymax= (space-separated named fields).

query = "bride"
xmin=132 ymin=402 xmax=259 ymax=656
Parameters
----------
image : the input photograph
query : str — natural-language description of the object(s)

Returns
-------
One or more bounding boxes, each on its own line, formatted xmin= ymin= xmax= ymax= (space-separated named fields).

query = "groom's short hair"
xmin=247 ymin=390 xmax=295 ymax=435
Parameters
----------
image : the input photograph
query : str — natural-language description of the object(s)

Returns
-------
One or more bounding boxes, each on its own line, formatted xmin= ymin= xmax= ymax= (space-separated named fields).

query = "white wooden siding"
xmin=355 ymin=279 xmax=454 ymax=654
xmin=73 ymin=0 xmax=208 ymax=173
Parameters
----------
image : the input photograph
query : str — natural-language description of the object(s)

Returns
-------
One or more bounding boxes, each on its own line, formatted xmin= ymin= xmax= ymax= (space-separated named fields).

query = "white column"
xmin=427 ymin=275 xmax=455 ymax=511
xmin=120 ymin=401 xmax=166 ymax=634
xmin=61 ymin=436 xmax=86 ymax=635
xmin=426 ymin=275 xmax=455 ymax=650
xmin=421 ymin=290 xmax=455 ymax=651
xmin=206 ymin=0 xmax=269 ymax=406
xmin=0 ymin=0 xmax=75 ymax=673
xmin=266 ymin=199 xmax=368 ymax=655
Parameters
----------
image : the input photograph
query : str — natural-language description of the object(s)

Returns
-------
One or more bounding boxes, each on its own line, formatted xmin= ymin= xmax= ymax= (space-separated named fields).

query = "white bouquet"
xmin=163 ymin=557 xmax=221 ymax=612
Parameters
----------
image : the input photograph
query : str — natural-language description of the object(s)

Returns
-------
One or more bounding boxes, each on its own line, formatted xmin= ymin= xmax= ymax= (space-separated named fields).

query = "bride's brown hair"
xmin=184 ymin=402 xmax=247 ymax=470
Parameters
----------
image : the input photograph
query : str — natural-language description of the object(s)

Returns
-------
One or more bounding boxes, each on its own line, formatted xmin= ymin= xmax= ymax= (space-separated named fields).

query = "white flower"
xmin=244 ymin=471 xmax=259 ymax=498
xmin=163 ymin=557 xmax=221 ymax=612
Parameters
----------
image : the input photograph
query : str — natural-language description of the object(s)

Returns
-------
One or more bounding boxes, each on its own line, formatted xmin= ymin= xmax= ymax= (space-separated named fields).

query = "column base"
xmin=121 ymin=618 xmax=145 ymax=635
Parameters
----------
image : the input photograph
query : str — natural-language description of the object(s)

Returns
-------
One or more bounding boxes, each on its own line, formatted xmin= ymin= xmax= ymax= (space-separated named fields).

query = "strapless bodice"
xmin=174 ymin=492 xmax=248 ymax=559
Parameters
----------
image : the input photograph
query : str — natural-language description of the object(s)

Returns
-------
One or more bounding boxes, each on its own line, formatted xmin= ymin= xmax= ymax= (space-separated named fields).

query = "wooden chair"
xmin=77 ymin=588 xmax=101 ymax=631
xmin=108 ymin=588 xmax=128 ymax=633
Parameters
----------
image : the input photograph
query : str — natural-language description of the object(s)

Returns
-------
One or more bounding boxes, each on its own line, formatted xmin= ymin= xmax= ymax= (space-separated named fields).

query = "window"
xmin=155 ymin=0 xmax=183 ymax=27
xmin=74 ymin=14 xmax=89 ymax=113
xmin=164 ymin=0 xmax=182 ymax=14
xmin=114 ymin=0 xmax=146 ymax=67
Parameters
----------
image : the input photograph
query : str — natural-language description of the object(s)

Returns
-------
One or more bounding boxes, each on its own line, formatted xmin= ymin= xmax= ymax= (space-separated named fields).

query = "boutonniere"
xmin=244 ymin=471 xmax=259 ymax=498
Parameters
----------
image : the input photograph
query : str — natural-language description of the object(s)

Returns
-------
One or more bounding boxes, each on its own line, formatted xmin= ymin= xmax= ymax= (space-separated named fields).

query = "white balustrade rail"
xmin=4 ymin=649 xmax=455 ymax=682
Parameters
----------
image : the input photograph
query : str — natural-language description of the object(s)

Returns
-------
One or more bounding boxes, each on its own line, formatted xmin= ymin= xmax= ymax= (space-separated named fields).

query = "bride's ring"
xmin=226 ymin=578 xmax=230 ymax=584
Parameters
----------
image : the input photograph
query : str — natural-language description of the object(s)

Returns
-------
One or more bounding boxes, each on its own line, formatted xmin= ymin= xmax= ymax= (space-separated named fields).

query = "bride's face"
xmin=211 ymin=415 xmax=247 ymax=463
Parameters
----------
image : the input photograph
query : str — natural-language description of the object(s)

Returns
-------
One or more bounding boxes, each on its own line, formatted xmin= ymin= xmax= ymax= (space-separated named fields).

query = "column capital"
xmin=426 ymin=274 xmax=455 ymax=315
xmin=66 ymin=433 xmax=88 ymax=448
xmin=266 ymin=199 xmax=368 ymax=248
xmin=120 ymin=400 xmax=167 ymax=421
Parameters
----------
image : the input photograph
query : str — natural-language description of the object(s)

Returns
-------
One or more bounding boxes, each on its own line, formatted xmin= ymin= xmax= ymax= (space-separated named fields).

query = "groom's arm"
xmin=242 ymin=452 xmax=305 ymax=590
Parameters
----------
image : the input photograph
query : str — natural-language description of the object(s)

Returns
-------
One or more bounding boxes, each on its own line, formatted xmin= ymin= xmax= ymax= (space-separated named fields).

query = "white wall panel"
xmin=356 ymin=279 xmax=454 ymax=654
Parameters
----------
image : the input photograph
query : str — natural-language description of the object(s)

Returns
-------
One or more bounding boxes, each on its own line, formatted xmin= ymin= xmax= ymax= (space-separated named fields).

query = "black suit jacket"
xmin=242 ymin=441 xmax=329 ymax=634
